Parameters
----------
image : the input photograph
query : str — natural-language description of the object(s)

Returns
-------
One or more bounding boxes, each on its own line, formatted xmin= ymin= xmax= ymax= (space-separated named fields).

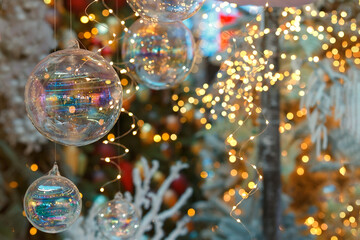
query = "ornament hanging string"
xmin=54 ymin=0 xmax=57 ymax=165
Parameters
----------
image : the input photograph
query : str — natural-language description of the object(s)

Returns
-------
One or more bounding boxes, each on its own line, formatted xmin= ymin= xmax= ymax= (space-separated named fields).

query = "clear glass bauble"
xmin=23 ymin=164 xmax=82 ymax=233
xmin=97 ymin=193 xmax=140 ymax=239
xmin=127 ymin=0 xmax=206 ymax=22
xmin=122 ymin=19 xmax=195 ymax=90
xmin=25 ymin=48 xmax=122 ymax=146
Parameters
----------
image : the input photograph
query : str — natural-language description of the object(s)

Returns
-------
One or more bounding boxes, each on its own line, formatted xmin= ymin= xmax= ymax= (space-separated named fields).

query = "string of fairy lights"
xmin=166 ymin=1 xmax=360 ymax=239
xmin=36 ymin=0 xmax=360 ymax=238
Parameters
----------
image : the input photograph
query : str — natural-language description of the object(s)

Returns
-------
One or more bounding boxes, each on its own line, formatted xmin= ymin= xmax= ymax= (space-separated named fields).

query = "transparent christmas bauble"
xmin=25 ymin=48 xmax=123 ymax=146
xmin=23 ymin=164 xmax=82 ymax=233
xmin=127 ymin=0 xmax=205 ymax=22
xmin=97 ymin=193 xmax=140 ymax=239
xmin=122 ymin=19 xmax=195 ymax=90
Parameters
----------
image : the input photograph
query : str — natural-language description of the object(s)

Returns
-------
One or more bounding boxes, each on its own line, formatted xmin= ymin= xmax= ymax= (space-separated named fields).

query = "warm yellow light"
xmin=284 ymin=123 xmax=292 ymax=130
xmin=301 ymin=142 xmax=308 ymax=150
xmin=229 ymin=155 xmax=236 ymax=163
xmin=339 ymin=166 xmax=346 ymax=176
xmin=29 ymin=227 xmax=37 ymax=235
xmin=302 ymin=155 xmax=309 ymax=163
xmin=30 ymin=164 xmax=38 ymax=172
xmin=9 ymin=181 xmax=18 ymax=188
xmin=200 ymin=171 xmax=208 ymax=178
xmin=162 ymin=133 xmax=170 ymax=141
xmin=229 ymin=189 xmax=235 ymax=196
xmin=188 ymin=208 xmax=196 ymax=217
xmin=84 ymin=32 xmax=91 ymax=39
xmin=305 ymin=217 xmax=315 ymax=226
xmin=107 ymin=133 xmax=115 ymax=142
xmin=241 ymin=172 xmax=248 ymax=179
xmin=102 ymin=9 xmax=110 ymax=17
xmin=248 ymin=182 xmax=256 ymax=189
xmin=297 ymin=167 xmax=304 ymax=175
xmin=170 ymin=134 xmax=177 ymax=141
xmin=153 ymin=135 xmax=161 ymax=143
xmin=88 ymin=14 xmax=96 ymax=21
xmin=91 ymin=28 xmax=99 ymax=35
xmin=286 ymin=112 xmax=294 ymax=120
xmin=80 ymin=16 xmax=89 ymax=24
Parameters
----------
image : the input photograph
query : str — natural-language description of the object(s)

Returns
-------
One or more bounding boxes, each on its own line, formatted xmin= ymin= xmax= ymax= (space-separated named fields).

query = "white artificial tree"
xmin=0 ymin=0 xmax=55 ymax=153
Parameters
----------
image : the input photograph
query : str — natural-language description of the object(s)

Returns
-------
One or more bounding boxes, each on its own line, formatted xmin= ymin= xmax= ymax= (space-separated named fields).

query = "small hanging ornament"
xmin=96 ymin=192 xmax=140 ymax=239
xmin=23 ymin=163 xmax=82 ymax=233
xmin=25 ymin=46 xmax=123 ymax=146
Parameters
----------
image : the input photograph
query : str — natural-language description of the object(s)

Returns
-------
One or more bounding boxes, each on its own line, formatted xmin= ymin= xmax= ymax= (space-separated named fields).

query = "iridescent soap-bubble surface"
xmin=127 ymin=0 xmax=206 ymax=22
xmin=122 ymin=19 xmax=195 ymax=90
xmin=25 ymin=48 xmax=122 ymax=146
xmin=23 ymin=165 xmax=82 ymax=233
xmin=97 ymin=195 xmax=140 ymax=239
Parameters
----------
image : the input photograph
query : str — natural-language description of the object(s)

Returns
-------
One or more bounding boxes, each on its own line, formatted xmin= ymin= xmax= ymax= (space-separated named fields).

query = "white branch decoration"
xmin=134 ymin=158 xmax=193 ymax=239
xmin=65 ymin=157 xmax=192 ymax=240
xmin=302 ymin=59 xmax=360 ymax=156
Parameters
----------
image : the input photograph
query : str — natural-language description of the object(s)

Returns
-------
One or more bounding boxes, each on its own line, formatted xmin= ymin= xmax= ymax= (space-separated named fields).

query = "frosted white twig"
xmin=134 ymin=160 xmax=192 ymax=239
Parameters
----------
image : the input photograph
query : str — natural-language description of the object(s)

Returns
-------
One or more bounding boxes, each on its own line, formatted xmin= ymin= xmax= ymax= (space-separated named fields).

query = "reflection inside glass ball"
xmin=23 ymin=175 xmax=82 ymax=233
xmin=122 ymin=19 xmax=195 ymax=90
xmin=25 ymin=48 xmax=122 ymax=146
xmin=127 ymin=0 xmax=206 ymax=22
xmin=97 ymin=198 xmax=140 ymax=239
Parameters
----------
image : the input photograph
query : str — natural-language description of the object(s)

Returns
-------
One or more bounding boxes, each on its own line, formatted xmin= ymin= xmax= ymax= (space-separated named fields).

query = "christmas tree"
xmin=0 ymin=0 xmax=360 ymax=239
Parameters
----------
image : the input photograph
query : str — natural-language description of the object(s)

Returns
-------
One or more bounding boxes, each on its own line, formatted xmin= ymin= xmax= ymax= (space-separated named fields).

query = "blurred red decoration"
xmin=95 ymin=142 xmax=117 ymax=158
xmin=171 ymin=174 xmax=189 ymax=196
xmin=90 ymin=37 xmax=103 ymax=48
xmin=163 ymin=189 xmax=178 ymax=207
xmin=100 ymin=46 xmax=114 ymax=58
xmin=64 ymin=0 xmax=89 ymax=16
xmin=119 ymin=161 xmax=134 ymax=193
xmin=219 ymin=12 xmax=240 ymax=50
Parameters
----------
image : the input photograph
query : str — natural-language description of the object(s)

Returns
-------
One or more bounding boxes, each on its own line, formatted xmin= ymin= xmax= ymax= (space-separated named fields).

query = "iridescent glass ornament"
xmin=25 ymin=48 xmax=122 ymax=146
xmin=97 ymin=193 xmax=140 ymax=239
xmin=23 ymin=164 xmax=82 ymax=233
xmin=122 ymin=19 xmax=195 ymax=90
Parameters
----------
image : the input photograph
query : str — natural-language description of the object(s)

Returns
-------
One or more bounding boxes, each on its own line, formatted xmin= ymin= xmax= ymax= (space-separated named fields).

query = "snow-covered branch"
xmin=134 ymin=160 xmax=192 ymax=239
